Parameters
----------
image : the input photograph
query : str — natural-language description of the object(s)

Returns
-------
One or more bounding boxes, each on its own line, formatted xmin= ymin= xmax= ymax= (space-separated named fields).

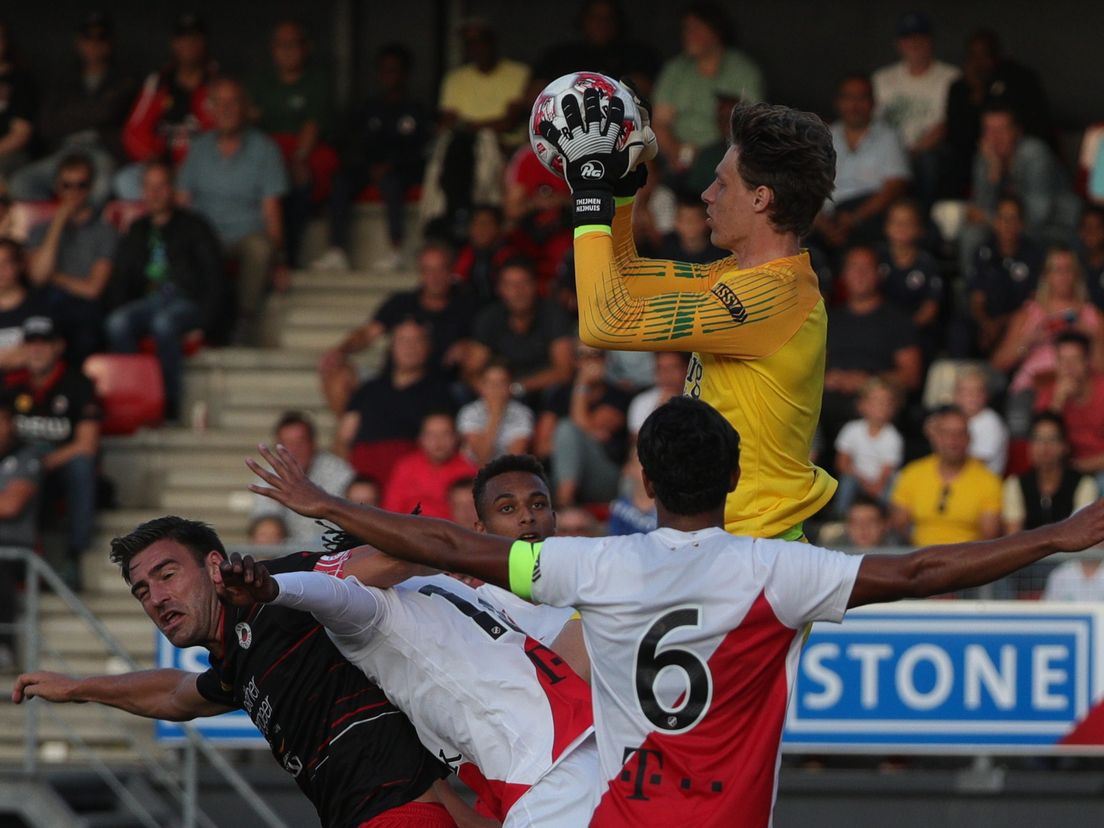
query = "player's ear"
xmin=752 ymin=185 xmax=773 ymax=214
xmin=204 ymin=551 xmax=225 ymax=579
xmin=729 ymin=468 xmax=740 ymax=494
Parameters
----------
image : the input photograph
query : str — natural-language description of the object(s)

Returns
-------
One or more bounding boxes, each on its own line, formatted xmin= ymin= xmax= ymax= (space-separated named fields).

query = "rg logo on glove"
xmin=580 ymin=160 xmax=606 ymax=179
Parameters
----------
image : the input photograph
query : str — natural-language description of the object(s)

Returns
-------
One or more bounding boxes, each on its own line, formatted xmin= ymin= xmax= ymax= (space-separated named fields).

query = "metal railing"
xmin=0 ymin=547 xmax=289 ymax=828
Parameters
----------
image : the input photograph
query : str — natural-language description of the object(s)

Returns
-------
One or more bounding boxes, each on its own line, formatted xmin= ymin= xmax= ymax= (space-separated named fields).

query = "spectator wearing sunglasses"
xmin=890 ymin=404 xmax=1002 ymax=546
xmin=25 ymin=153 xmax=116 ymax=363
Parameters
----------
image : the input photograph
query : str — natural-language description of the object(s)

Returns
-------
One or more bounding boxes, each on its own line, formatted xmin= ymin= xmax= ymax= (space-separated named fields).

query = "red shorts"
xmin=358 ymin=801 xmax=456 ymax=828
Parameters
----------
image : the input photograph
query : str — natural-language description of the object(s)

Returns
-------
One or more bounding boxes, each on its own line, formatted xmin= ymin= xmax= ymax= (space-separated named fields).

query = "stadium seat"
xmin=102 ymin=200 xmax=147 ymax=233
xmin=138 ymin=331 xmax=206 ymax=357
xmin=355 ymin=184 xmax=423 ymax=203
xmin=83 ymin=354 xmax=165 ymax=435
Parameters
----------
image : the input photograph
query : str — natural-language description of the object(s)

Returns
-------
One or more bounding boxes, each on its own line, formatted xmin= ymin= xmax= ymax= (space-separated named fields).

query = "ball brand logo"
xmin=580 ymin=160 xmax=605 ymax=179
xmin=235 ymin=622 xmax=253 ymax=650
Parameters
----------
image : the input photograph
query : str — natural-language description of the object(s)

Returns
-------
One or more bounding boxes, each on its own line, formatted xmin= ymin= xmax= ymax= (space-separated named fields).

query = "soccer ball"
xmin=529 ymin=71 xmax=642 ymax=179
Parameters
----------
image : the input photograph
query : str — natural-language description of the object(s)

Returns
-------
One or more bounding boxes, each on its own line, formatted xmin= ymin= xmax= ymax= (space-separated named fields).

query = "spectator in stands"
xmin=960 ymin=105 xmax=1080 ymax=274
xmin=652 ymin=2 xmax=764 ymax=175
xmin=502 ymin=146 xmax=572 ymax=289
xmin=648 ymin=192 xmax=726 ymax=263
xmin=457 ymin=360 xmax=534 ymax=465
xmin=105 ymin=161 xmax=222 ymax=420
xmin=821 ymin=246 xmax=922 ymax=449
xmin=952 ymin=367 xmax=1008 ymax=476
xmin=0 ymin=20 xmax=34 ymax=184
xmin=833 ymin=378 xmax=903 ymax=517
xmin=1043 ymin=553 xmax=1104 ymax=602
xmin=955 ymin=195 xmax=1043 ymax=358
xmin=4 ymin=317 xmax=101 ymax=589
xmin=312 ymin=44 xmax=429 ymax=273
xmin=113 ymin=13 xmax=215 ymax=200
xmin=0 ymin=397 xmax=42 ymax=669
xmin=556 ymin=506 xmax=600 ymax=537
xmin=879 ymin=199 xmax=942 ymax=360
xmin=891 ymin=405 xmax=1002 ymax=546
xmin=382 ymin=412 xmax=477 ymax=519
xmin=177 ymin=77 xmax=289 ymax=343
xmin=468 ymin=258 xmax=575 ymax=406
xmin=247 ymin=514 xmax=287 ymax=546
xmin=536 ymin=343 xmax=629 ymax=507
xmin=1078 ymin=207 xmax=1104 ymax=309
xmin=454 ymin=204 xmax=514 ymax=303
xmin=319 ymin=240 xmax=476 ymax=413
xmin=872 ymin=11 xmax=959 ymax=205
xmin=250 ymin=19 xmax=334 ymax=270
xmin=684 ymin=91 xmax=740 ymax=197
xmin=344 ymin=475 xmax=380 ymax=506
xmin=533 ymin=0 xmax=662 ymax=95
xmin=838 ymin=495 xmax=892 ymax=550
xmin=26 ymin=153 xmax=116 ymax=363
xmin=608 ymin=452 xmax=656 ymax=536
xmin=251 ymin=411 xmax=353 ymax=545
xmin=1035 ymin=332 xmax=1104 ymax=491
xmin=943 ymin=29 xmax=1052 ymax=198
xmin=9 ymin=12 xmax=134 ymax=205
xmin=0 ymin=191 xmax=13 ymax=239
xmin=1003 ymin=412 xmax=1096 ymax=535
xmin=336 ymin=319 xmax=453 ymax=486
xmin=1092 ymin=141 xmax=1104 ymax=208
xmin=448 ymin=476 xmax=478 ymax=527
xmin=815 ymin=74 xmax=910 ymax=253
xmin=626 ymin=351 xmax=690 ymax=440
xmin=424 ymin=19 xmax=529 ymax=242
xmin=0 ymin=239 xmax=48 ymax=370
xmin=992 ymin=248 xmax=1104 ymax=433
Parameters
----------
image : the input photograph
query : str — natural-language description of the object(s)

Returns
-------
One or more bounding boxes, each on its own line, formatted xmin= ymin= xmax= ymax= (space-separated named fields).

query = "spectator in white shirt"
xmin=953 ymin=366 xmax=1009 ymax=475
xmin=457 ymin=360 xmax=534 ymax=464
xmin=626 ymin=351 xmax=691 ymax=441
xmin=1043 ymin=556 xmax=1104 ymax=602
xmin=833 ymin=378 xmax=904 ymax=516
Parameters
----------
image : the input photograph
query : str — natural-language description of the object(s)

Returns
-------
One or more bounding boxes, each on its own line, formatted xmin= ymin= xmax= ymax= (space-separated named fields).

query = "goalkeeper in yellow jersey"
xmin=539 ymin=88 xmax=837 ymax=540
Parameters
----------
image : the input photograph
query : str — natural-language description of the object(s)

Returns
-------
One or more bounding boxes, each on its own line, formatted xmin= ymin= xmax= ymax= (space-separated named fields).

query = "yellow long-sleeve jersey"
xmin=573 ymin=198 xmax=836 ymax=537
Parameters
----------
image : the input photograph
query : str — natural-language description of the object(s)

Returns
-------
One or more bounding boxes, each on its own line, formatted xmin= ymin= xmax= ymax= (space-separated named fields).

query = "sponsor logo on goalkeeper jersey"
xmin=710 ymin=283 xmax=748 ymax=324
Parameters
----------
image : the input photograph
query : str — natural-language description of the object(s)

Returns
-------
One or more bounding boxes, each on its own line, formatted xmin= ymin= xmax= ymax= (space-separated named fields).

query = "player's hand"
xmin=611 ymin=76 xmax=657 ymax=199
xmin=540 ymin=87 xmax=632 ymax=193
xmin=214 ymin=553 xmax=279 ymax=606
xmin=1048 ymin=498 xmax=1104 ymax=553
xmin=12 ymin=671 xmax=81 ymax=704
xmin=248 ymin=443 xmax=337 ymax=519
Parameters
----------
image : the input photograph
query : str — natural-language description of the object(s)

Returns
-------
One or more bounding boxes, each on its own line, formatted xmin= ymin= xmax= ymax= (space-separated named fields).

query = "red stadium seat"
xmin=83 ymin=354 xmax=165 ymax=435
xmin=138 ymin=331 xmax=206 ymax=357
xmin=102 ymin=200 xmax=148 ymax=233
xmin=355 ymin=184 xmax=423 ymax=203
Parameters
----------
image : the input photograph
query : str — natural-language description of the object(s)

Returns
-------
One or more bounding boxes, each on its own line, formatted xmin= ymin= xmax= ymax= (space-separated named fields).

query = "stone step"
xmin=278 ymin=327 xmax=348 ymax=352
xmin=218 ymin=407 xmax=335 ymax=436
xmin=186 ymin=346 xmax=321 ymax=372
xmin=95 ymin=508 xmax=248 ymax=540
xmin=155 ymin=487 xmax=255 ymax=515
xmin=288 ymin=269 xmax=417 ymax=292
xmin=38 ymin=617 xmax=156 ymax=658
xmin=282 ymin=304 xmax=376 ymax=328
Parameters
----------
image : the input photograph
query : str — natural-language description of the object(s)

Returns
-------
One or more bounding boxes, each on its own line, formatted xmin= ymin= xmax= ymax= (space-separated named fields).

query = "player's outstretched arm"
xmin=849 ymin=498 xmax=1104 ymax=608
xmin=11 ymin=669 xmax=231 ymax=721
xmin=248 ymin=445 xmax=514 ymax=589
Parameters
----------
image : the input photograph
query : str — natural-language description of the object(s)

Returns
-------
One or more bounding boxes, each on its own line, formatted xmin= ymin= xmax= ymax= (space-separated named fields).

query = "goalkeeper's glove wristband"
xmin=572 ymin=189 xmax=615 ymax=229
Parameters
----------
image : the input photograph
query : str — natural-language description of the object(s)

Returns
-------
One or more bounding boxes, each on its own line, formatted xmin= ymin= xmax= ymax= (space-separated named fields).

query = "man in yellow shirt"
xmin=539 ymin=89 xmax=837 ymax=539
xmin=891 ymin=405 xmax=1003 ymax=546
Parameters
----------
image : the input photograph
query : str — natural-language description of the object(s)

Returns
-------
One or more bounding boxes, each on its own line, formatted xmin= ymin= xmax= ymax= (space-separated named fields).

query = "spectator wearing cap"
xmin=814 ymin=73 xmax=909 ymax=254
xmin=106 ymin=161 xmax=223 ymax=419
xmin=0 ymin=238 xmax=49 ymax=370
xmin=26 ymin=153 xmax=116 ymax=363
xmin=890 ymin=405 xmax=1002 ymax=547
xmin=652 ymin=2 xmax=764 ymax=174
xmin=251 ymin=411 xmax=353 ymax=545
xmin=0 ymin=20 xmax=35 ymax=181
xmin=9 ymin=11 xmax=136 ymax=205
xmin=872 ymin=11 xmax=959 ymax=205
xmin=177 ymin=77 xmax=289 ymax=343
xmin=249 ymin=19 xmax=334 ymax=269
xmin=113 ymin=13 xmax=216 ymax=200
xmin=3 ymin=316 xmax=102 ymax=590
xmin=0 ymin=396 xmax=42 ymax=668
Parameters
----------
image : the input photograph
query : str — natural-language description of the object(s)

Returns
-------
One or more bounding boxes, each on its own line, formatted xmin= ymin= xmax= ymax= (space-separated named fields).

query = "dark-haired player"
xmin=12 ymin=517 xmax=455 ymax=828
xmin=547 ymin=91 xmax=839 ymax=541
xmin=249 ymin=396 xmax=1104 ymax=826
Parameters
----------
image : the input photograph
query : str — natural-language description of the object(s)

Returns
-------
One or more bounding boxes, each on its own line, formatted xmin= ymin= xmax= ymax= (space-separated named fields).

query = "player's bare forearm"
xmin=12 ymin=669 xmax=227 ymax=721
xmin=850 ymin=500 xmax=1104 ymax=607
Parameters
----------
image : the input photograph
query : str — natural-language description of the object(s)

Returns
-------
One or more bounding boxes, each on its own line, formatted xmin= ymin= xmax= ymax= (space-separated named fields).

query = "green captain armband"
xmin=508 ymin=539 xmax=544 ymax=600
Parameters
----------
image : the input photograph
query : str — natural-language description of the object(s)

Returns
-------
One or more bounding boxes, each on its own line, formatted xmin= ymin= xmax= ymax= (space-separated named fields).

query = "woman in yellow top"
xmin=541 ymin=89 xmax=837 ymax=538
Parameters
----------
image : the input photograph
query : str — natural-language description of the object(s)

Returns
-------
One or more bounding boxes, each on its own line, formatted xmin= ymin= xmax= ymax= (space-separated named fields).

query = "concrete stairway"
xmin=0 ymin=213 xmax=419 ymax=765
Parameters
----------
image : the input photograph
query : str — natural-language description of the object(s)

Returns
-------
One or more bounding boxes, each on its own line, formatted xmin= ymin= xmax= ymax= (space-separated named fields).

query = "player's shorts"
xmin=359 ymin=801 xmax=456 ymax=828
xmin=503 ymin=735 xmax=601 ymax=828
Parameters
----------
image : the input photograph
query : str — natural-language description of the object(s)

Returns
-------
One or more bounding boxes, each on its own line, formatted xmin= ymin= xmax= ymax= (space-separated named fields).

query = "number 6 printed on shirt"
xmin=635 ymin=606 xmax=713 ymax=733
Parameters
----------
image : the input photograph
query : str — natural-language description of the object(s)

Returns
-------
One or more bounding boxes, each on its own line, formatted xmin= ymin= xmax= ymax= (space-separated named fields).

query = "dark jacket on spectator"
xmin=109 ymin=208 xmax=223 ymax=333
xmin=39 ymin=65 xmax=136 ymax=159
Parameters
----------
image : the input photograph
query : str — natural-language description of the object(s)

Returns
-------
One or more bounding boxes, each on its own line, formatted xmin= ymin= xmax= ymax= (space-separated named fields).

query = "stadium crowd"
xmin=2 ymin=0 xmax=1104 ymax=668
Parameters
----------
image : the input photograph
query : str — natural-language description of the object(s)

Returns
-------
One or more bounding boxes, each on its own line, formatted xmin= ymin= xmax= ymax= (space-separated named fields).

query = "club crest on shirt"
xmin=710 ymin=283 xmax=748 ymax=324
xmin=235 ymin=622 xmax=253 ymax=649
